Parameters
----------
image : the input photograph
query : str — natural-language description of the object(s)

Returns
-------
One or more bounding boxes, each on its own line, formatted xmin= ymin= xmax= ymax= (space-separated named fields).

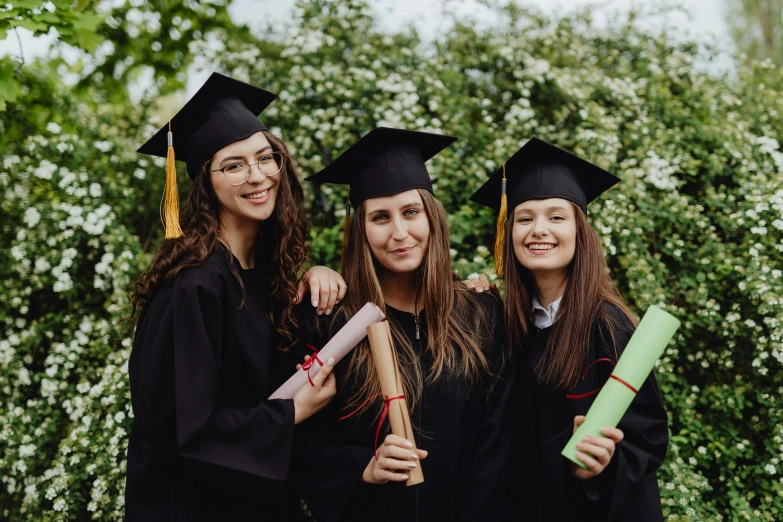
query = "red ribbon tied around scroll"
xmin=338 ymin=393 xmax=406 ymax=454
xmin=303 ymin=344 xmax=324 ymax=387
xmin=565 ymin=357 xmax=638 ymax=400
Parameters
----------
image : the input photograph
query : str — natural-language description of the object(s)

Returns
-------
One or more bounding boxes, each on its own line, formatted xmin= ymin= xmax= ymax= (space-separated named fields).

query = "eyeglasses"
xmin=210 ymin=151 xmax=286 ymax=186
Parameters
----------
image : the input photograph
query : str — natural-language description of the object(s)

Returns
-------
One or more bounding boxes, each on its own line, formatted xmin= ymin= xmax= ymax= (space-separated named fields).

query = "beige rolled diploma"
xmin=366 ymin=321 xmax=425 ymax=486
xmin=562 ymin=305 xmax=680 ymax=468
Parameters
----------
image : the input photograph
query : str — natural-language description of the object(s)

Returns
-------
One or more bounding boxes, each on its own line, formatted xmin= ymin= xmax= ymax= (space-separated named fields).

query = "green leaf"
xmin=11 ymin=19 xmax=48 ymax=33
xmin=72 ymin=28 xmax=102 ymax=53
xmin=0 ymin=59 xmax=19 ymax=111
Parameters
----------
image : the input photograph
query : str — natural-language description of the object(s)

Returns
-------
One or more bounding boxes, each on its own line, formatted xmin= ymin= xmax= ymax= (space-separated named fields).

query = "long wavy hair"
xmin=130 ymin=131 xmax=308 ymax=348
xmin=504 ymin=201 xmax=637 ymax=391
xmin=333 ymin=189 xmax=492 ymax=420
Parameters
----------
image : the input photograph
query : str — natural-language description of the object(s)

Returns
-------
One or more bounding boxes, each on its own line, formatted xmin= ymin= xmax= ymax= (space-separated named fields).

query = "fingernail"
xmin=327 ymin=357 xmax=334 ymax=366
xmin=411 ymin=453 xmax=418 ymax=460
xmin=583 ymin=436 xmax=590 ymax=442
xmin=408 ymin=462 xmax=417 ymax=468
xmin=404 ymin=441 xmax=413 ymax=448
xmin=312 ymin=300 xmax=318 ymax=307
xmin=326 ymin=308 xmax=332 ymax=315
xmin=317 ymin=310 xmax=323 ymax=315
xmin=401 ymin=475 xmax=409 ymax=480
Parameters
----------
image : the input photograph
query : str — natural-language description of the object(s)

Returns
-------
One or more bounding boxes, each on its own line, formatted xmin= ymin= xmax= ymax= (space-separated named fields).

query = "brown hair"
xmin=130 ymin=130 xmax=308 ymax=347
xmin=504 ymin=201 xmax=636 ymax=390
xmin=333 ymin=189 xmax=491 ymax=420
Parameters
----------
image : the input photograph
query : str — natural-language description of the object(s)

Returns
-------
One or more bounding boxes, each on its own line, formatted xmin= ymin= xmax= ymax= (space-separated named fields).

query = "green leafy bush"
xmin=1 ymin=1 xmax=781 ymax=520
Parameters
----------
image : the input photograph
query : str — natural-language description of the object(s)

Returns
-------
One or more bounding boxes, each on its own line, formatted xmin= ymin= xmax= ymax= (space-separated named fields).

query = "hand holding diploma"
xmin=269 ymin=302 xmax=385 ymax=400
xmin=362 ymin=434 xmax=428 ymax=484
xmin=562 ymin=305 xmax=681 ymax=470
xmin=366 ymin=321 xmax=425 ymax=486
xmin=569 ymin=416 xmax=624 ymax=479
xmin=293 ymin=357 xmax=336 ymax=425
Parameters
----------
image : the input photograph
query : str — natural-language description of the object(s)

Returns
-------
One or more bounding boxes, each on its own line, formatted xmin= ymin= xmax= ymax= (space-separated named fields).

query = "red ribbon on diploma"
xmin=303 ymin=344 xmax=324 ymax=387
xmin=566 ymin=357 xmax=638 ymax=399
xmin=339 ymin=393 xmax=407 ymax=454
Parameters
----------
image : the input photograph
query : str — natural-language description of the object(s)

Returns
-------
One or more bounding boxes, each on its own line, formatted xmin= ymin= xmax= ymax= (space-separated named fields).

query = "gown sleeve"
xmin=170 ymin=272 xmax=296 ymax=502
xmin=458 ymin=295 xmax=515 ymax=522
xmin=550 ymin=304 xmax=669 ymax=520
xmin=289 ymin=305 xmax=378 ymax=522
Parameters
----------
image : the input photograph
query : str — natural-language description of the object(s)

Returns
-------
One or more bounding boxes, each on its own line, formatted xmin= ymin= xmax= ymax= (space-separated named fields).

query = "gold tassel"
xmin=340 ymin=200 xmax=351 ymax=272
xmin=161 ymin=121 xmax=183 ymax=239
xmin=494 ymin=163 xmax=508 ymax=277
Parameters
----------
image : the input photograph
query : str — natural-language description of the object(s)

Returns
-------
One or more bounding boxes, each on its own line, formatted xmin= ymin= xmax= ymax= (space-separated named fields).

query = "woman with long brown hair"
xmin=295 ymin=128 xmax=513 ymax=522
xmin=126 ymin=73 xmax=343 ymax=522
xmin=471 ymin=138 xmax=669 ymax=521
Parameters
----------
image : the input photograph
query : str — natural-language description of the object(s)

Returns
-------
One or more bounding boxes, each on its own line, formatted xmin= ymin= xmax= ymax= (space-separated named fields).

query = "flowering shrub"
xmin=1 ymin=1 xmax=781 ymax=520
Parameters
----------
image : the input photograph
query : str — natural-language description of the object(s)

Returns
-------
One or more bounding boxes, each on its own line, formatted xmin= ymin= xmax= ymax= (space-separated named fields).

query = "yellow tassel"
xmin=494 ymin=163 xmax=508 ymax=277
xmin=340 ymin=201 xmax=351 ymax=272
xmin=161 ymin=121 xmax=183 ymax=239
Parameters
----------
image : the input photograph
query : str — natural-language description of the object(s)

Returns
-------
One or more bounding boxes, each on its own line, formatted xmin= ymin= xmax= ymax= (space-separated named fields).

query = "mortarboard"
xmin=306 ymin=127 xmax=456 ymax=268
xmin=306 ymin=127 xmax=457 ymax=207
xmin=137 ymin=72 xmax=277 ymax=238
xmin=470 ymin=137 xmax=620 ymax=275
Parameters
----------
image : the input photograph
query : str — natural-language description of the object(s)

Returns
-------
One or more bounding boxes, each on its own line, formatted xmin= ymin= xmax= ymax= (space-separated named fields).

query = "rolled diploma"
xmin=562 ymin=305 xmax=680 ymax=468
xmin=367 ymin=321 xmax=424 ymax=486
xmin=269 ymin=302 xmax=385 ymax=400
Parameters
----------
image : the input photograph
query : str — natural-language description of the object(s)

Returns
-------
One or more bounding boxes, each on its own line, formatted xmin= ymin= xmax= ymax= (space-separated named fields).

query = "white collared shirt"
xmin=532 ymin=295 xmax=562 ymax=329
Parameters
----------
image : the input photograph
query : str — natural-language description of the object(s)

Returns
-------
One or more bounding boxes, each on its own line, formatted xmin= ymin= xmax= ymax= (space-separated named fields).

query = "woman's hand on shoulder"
xmin=569 ymin=415 xmax=624 ymax=480
xmin=462 ymin=273 xmax=499 ymax=297
xmin=362 ymin=434 xmax=428 ymax=484
xmin=294 ymin=266 xmax=347 ymax=315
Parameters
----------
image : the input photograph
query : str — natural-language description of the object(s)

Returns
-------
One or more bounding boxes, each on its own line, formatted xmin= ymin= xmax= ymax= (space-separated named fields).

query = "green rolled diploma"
xmin=562 ymin=305 xmax=680 ymax=468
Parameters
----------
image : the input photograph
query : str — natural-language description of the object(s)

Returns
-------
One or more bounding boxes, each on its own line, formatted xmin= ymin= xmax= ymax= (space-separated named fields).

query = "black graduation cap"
xmin=470 ymin=137 xmax=620 ymax=215
xmin=136 ymin=72 xmax=276 ymax=239
xmin=469 ymin=137 xmax=620 ymax=276
xmin=306 ymin=127 xmax=457 ymax=207
xmin=137 ymin=72 xmax=277 ymax=179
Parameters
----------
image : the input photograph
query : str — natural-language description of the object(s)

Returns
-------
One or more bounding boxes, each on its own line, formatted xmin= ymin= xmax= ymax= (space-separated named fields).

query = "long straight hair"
xmin=504 ymin=201 xmax=636 ymax=390
xmin=130 ymin=130 xmax=308 ymax=347
xmin=333 ymin=189 xmax=491 ymax=418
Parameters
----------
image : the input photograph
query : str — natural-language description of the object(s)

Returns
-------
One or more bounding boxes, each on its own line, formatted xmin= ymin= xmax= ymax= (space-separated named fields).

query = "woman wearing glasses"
xmin=126 ymin=73 xmax=343 ymax=522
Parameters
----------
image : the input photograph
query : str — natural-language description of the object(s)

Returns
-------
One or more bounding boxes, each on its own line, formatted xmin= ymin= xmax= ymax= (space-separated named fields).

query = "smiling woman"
xmin=125 ymin=73 xmax=343 ymax=522
xmin=472 ymin=137 xmax=669 ymax=522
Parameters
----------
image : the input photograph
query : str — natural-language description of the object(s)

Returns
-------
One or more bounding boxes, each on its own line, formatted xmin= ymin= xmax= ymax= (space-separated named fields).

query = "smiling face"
xmin=209 ymin=131 xmax=281 ymax=229
xmin=363 ymin=189 xmax=430 ymax=274
xmin=511 ymin=198 xmax=577 ymax=280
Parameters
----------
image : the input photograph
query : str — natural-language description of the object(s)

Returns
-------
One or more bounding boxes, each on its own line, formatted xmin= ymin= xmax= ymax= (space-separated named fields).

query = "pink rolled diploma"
xmin=268 ymin=302 xmax=385 ymax=400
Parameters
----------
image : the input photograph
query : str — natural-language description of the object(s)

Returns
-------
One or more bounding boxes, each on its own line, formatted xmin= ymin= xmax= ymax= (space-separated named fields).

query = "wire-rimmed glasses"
xmin=210 ymin=151 xmax=286 ymax=186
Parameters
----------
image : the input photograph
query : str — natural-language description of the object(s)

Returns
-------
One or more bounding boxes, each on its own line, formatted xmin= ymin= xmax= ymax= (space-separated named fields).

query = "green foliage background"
xmin=1 ymin=0 xmax=782 ymax=520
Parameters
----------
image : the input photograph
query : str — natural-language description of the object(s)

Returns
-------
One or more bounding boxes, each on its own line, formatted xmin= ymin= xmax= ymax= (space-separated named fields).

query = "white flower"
xmin=89 ymin=183 xmax=102 ymax=198
xmin=53 ymin=498 xmax=67 ymax=511
xmin=94 ymin=140 xmax=112 ymax=152
xmin=766 ymin=464 xmax=777 ymax=475
xmin=23 ymin=207 xmax=41 ymax=228
xmin=133 ymin=168 xmax=146 ymax=180
xmin=18 ymin=444 xmax=36 ymax=457
xmin=46 ymin=122 xmax=62 ymax=134
xmin=36 ymin=160 xmax=57 ymax=180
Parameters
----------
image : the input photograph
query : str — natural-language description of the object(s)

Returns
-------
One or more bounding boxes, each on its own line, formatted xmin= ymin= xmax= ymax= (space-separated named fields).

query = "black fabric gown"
xmin=510 ymin=303 xmax=669 ymax=522
xmin=294 ymin=292 xmax=513 ymax=522
xmin=126 ymin=249 xmax=305 ymax=522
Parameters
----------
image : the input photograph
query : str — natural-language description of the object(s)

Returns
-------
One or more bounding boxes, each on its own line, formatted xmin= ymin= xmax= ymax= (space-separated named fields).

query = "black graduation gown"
xmin=510 ymin=303 xmax=669 ymax=522
xmin=126 ymin=250 xmax=304 ymax=522
xmin=294 ymin=293 xmax=513 ymax=522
